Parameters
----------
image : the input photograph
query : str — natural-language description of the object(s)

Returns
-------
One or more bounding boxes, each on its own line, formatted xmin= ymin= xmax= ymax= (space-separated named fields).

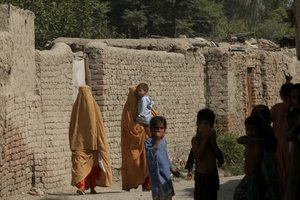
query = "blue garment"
xmin=136 ymin=95 xmax=153 ymax=124
xmin=145 ymin=137 xmax=174 ymax=199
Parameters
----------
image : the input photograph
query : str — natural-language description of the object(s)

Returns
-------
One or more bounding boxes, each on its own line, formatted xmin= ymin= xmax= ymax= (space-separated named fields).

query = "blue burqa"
xmin=145 ymin=137 xmax=174 ymax=199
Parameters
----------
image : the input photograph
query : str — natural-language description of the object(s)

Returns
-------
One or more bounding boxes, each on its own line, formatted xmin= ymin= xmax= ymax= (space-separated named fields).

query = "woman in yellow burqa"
xmin=69 ymin=85 xmax=112 ymax=195
xmin=121 ymin=85 xmax=157 ymax=191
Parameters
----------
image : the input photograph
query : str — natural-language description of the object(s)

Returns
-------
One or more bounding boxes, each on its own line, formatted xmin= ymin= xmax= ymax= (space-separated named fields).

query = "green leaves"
xmin=0 ymin=0 xmax=111 ymax=49
xmin=122 ymin=9 xmax=147 ymax=38
xmin=0 ymin=0 xmax=294 ymax=48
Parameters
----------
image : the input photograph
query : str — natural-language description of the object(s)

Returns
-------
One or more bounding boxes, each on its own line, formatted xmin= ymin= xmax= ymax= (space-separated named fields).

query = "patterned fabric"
xmin=234 ymin=174 xmax=266 ymax=200
xmin=260 ymin=149 xmax=281 ymax=200
xmin=234 ymin=147 xmax=281 ymax=200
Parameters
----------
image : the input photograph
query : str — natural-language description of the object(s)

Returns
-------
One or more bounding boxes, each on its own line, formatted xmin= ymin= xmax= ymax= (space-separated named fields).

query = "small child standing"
xmin=190 ymin=108 xmax=224 ymax=200
xmin=145 ymin=116 xmax=178 ymax=200
xmin=136 ymin=83 xmax=154 ymax=128
xmin=234 ymin=114 xmax=280 ymax=200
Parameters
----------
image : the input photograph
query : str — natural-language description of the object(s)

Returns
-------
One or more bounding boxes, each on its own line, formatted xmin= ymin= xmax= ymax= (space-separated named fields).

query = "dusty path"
xmin=5 ymin=176 xmax=242 ymax=200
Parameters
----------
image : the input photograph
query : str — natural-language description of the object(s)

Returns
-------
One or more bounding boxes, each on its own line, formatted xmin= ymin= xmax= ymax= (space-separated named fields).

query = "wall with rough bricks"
xmin=202 ymin=47 xmax=292 ymax=134
xmin=0 ymin=43 xmax=73 ymax=198
xmin=1 ymin=4 xmax=300 ymax=198
xmin=0 ymin=4 xmax=35 ymax=94
xmin=35 ymin=43 xmax=73 ymax=192
xmin=84 ymin=41 xmax=206 ymax=171
xmin=0 ymin=5 xmax=73 ymax=198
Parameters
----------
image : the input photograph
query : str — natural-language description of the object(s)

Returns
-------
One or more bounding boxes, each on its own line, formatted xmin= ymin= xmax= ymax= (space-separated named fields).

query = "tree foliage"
xmin=0 ymin=0 xmax=111 ymax=48
xmin=0 ymin=0 xmax=294 ymax=49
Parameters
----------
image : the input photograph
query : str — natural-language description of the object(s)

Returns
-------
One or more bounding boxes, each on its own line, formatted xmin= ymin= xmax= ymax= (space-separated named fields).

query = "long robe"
xmin=121 ymin=85 xmax=156 ymax=190
xmin=285 ymin=108 xmax=300 ymax=200
xmin=69 ymin=85 xmax=112 ymax=187
xmin=270 ymin=102 xmax=289 ymax=194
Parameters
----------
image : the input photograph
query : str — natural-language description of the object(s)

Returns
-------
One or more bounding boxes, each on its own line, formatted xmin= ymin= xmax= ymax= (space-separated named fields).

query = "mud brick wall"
xmin=84 ymin=41 xmax=206 ymax=170
xmin=0 ymin=41 xmax=73 ymax=198
xmin=35 ymin=43 xmax=73 ymax=192
xmin=203 ymin=47 xmax=292 ymax=134
xmin=1 ymin=4 xmax=300 ymax=198
xmin=0 ymin=4 xmax=35 ymax=94
xmin=0 ymin=4 xmax=38 ymax=197
xmin=0 ymin=94 xmax=45 ymax=197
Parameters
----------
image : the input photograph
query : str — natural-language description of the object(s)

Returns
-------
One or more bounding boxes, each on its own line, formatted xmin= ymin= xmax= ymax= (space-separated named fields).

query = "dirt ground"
xmin=5 ymin=175 xmax=243 ymax=200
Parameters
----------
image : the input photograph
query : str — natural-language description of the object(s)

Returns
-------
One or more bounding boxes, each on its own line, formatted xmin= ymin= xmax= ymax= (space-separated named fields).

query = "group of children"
xmin=138 ymin=82 xmax=300 ymax=200
xmin=137 ymin=82 xmax=224 ymax=200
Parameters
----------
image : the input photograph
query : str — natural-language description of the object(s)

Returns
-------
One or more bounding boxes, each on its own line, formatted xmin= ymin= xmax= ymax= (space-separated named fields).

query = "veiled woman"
xmin=121 ymin=85 xmax=157 ymax=191
xmin=69 ymin=85 xmax=112 ymax=195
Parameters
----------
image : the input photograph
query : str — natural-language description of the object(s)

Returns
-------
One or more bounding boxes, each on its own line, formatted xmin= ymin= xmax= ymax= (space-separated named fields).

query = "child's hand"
xmin=186 ymin=171 xmax=193 ymax=180
xmin=171 ymin=168 xmax=181 ymax=178
xmin=201 ymin=129 xmax=215 ymax=140
xmin=204 ymin=129 xmax=216 ymax=145
xmin=208 ymin=130 xmax=217 ymax=144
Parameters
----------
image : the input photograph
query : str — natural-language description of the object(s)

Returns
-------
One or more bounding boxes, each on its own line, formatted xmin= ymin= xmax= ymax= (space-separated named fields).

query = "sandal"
xmin=76 ymin=189 xmax=85 ymax=195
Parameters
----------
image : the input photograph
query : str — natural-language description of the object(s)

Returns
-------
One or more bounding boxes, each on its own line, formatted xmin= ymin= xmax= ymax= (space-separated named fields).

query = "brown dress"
xmin=69 ymin=85 xmax=112 ymax=187
xmin=121 ymin=85 xmax=157 ymax=190
xmin=270 ymin=102 xmax=289 ymax=194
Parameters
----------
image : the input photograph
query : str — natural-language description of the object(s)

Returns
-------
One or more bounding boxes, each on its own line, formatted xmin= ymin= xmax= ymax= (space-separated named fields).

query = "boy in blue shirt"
xmin=136 ymin=83 xmax=154 ymax=134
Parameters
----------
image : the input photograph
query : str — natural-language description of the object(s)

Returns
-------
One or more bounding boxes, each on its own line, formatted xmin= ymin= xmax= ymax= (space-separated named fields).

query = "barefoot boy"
xmin=191 ymin=108 xmax=224 ymax=200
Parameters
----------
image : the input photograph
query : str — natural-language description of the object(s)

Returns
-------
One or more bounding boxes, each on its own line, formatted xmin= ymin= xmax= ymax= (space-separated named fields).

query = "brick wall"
xmin=0 ymin=4 xmax=300 ymax=198
xmin=35 ymin=43 xmax=73 ymax=192
xmin=203 ymin=48 xmax=291 ymax=134
xmin=84 ymin=41 xmax=206 ymax=169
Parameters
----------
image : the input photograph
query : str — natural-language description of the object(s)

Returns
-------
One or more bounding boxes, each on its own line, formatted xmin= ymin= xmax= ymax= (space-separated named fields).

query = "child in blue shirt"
xmin=145 ymin=116 xmax=179 ymax=200
xmin=136 ymin=83 xmax=154 ymax=125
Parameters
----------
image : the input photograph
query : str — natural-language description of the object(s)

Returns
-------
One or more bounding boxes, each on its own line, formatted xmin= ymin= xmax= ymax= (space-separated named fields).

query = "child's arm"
xmin=185 ymin=149 xmax=194 ymax=171
xmin=170 ymin=167 xmax=181 ymax=178
xmin=185 ymin=149 xmax=195 ymax=179
xmin=208 ymin=134 xmax=224 ymax=167
xmin=191 ymin=132 xmax=212 ymax=160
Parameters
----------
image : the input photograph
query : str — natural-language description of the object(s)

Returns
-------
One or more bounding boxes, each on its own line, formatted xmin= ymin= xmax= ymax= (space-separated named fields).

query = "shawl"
xmin=121 ymin=85 xmax=157 ymax=190
xmin=69 ymin=85 xmax=112 ymax=186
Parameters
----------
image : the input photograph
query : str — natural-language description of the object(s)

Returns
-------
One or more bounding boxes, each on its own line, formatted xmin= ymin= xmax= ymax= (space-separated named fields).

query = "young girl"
xmin=234 ymin=114 xmax=280 ymax=200
xmin=285 ymin=83 xmax=300 ymax=200
xmin=144 ymin=116 xmax=178 ymax=200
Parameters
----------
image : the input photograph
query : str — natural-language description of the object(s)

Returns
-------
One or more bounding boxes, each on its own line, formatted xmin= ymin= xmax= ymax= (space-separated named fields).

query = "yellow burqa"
xmin=121 ymin=85 xmax=157 ymax=190
xmin=69 ymin=85 xmax=112 ymax=187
